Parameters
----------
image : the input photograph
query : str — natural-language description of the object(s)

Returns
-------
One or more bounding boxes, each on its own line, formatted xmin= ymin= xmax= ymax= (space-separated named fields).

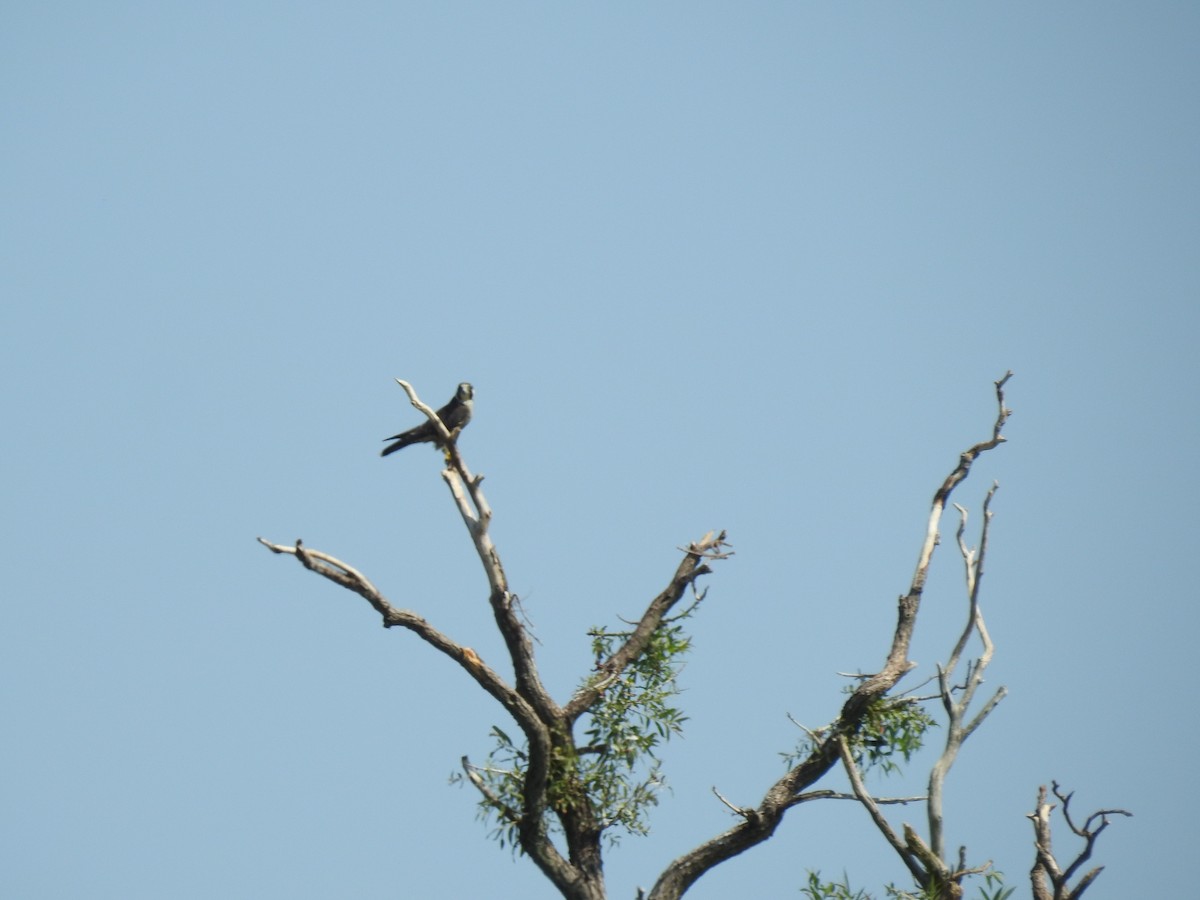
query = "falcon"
xmin=381 ymin=382 xmax=474 ymax=457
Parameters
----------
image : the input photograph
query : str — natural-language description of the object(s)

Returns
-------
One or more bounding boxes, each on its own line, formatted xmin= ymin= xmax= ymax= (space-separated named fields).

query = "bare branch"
xmin=386 ymin=385 xmax=595 ymax=892
xmin=262 ymin=484 xmax=734 ymax=897
xmin=462 ymin=755 xmax=521 ymax=823
xmin=788 ymin=789 xmax=927 ymax=807
xmin=945 ymin=484 xmax=999 ymax=704
xmin=394 ymin=378 xmax=455 ymax=444
xmin=564 ymin=531 xmax=731 ymax=723
xmin=836 ymin=735 xmax=925 ymax=883
xmin=927 ymin=480 xmax=1007 ymax=862
xmin=1052 ymin=782 xmax=1132 ymax=890
xmin=264 ymin=375 xmax=1035 ymax=900
xmin=645 ymin=376 xmax=1013 ymax=900
xmin=785 ymin=712 xmax=827 ymax=749
xmin=838 ymin=729 xmax=993 ymax=894
xmin=1028 ymin=783 xmax=1131 ymax=900
xmin=263 ymin=371 xmax=589 ymax=892
xmin=711 ymin=786 xmax=752 ymax=818
xmin=255 ymin=538 xmax=545 ymax=728
xmin=257 ymin=537 xmax=386 ymax=605
xmin=909 ymin=375 xmax=1011 ymax=645
xmin=393 ymin=390 xmax=558 ymax=731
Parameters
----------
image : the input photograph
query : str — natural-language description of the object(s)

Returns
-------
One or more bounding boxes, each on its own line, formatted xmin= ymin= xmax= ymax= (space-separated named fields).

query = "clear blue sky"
xmin=3 ymin=4 xmax=1196 ymax=897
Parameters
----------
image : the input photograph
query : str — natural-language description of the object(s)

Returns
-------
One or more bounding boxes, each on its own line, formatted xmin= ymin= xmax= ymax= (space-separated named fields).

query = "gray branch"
xmin=644 ymin=374 xmax=1014 ymax=900
xmin=1028 ymin=782 xmax=1132 ymax=900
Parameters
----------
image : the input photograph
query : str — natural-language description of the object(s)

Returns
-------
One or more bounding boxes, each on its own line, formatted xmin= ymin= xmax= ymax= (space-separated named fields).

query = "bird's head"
xmin=457 ymin=383 xmax=474 ymax=401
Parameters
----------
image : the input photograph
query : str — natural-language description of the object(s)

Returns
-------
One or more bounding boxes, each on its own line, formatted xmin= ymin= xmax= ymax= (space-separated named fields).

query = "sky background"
xmin=3 ymin=3 xmax=1197 ymax=898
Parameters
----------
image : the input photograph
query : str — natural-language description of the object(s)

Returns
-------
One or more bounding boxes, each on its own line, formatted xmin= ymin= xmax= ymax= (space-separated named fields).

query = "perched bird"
xmin=381 ymin=382 xmax=474 ymax=457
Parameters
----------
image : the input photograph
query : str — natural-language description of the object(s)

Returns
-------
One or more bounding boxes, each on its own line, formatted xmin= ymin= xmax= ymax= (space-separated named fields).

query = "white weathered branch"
xmin=927 ymin=478 xmax=1007 ymax=863
xmin=645 ymin=376 xmax=1016 ymax=900
xmin=394 ymin=378 xmax=454 ymax=444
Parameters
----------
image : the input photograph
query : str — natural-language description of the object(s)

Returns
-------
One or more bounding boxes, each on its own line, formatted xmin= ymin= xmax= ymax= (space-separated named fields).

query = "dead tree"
xmin=259 ymin=372 xmax=1125 ymax=900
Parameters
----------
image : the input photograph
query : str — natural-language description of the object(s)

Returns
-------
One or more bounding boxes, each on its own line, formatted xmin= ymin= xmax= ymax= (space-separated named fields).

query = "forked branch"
xmin=253 ymin=537 xmax=541 ymax=733
xmin=927 ymin=483 xmax=1008 ymax=862
xmin=645 ymin=374 xmax=1014 ymax=900
xmin=1028 ymin=782 xmax=1131 ymax=900
xmin=261 ymin=381 xmax=738 ymax=900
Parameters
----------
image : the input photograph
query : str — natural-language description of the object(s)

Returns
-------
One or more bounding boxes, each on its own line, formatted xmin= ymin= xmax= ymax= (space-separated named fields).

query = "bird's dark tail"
xmin=380 ymin=436 xmax=410 ymax=457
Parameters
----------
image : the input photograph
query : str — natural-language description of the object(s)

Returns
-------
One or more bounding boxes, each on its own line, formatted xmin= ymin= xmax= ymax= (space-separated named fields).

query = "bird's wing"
xmin=439 ymin=396 xmax=472 ymax=431
xmin=382 ymin=419 xmax=434 ymax=445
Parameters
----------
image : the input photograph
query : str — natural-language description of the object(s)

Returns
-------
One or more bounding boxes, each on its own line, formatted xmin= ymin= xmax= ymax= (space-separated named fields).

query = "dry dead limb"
xmin=1028 ymin=782 xmax=1132 ymax=900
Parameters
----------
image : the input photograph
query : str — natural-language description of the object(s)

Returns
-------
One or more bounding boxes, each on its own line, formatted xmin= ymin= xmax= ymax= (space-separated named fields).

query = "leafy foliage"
xmin=801 ymin=870 xmax=876 ymax=900
xmin=575 ymin=612 xmax=693 ymax=843
xmin=449 ymin=724 xmax=527 ymax=852
xmin=852 ymin=695 xmax=938 ymax=777
xmin=974 ymin=871 xmax=1016 ymax=900
xmin=452 ymin=609 xmax=695 ymax=851
xmin=781 ymin=694 xmax=937 ymax=778
xmin=801 ymin=870 xmax=1014 ymax=900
